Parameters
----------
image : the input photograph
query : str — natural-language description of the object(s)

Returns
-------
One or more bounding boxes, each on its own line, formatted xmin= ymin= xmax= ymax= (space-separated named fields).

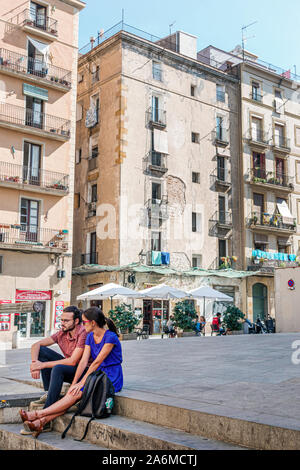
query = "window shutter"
xmin=23 ymin=83 xmax=48 ymax=101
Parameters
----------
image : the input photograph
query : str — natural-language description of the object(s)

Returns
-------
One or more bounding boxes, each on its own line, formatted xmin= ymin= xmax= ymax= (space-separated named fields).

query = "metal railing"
xmin=250 ymin=91 xmax=263 ymax=102
xmin=212 ymin=168 xmax=231 ymax=185
xmin=273 ymin=136 xmax=291 ymax=150
xmin=81 ymin=252 xmax=98 ymax=265
xmin=146 ymin=107 xmax=166 ymax=127
xmin=245 ymin=58 xmax=300 ymax=83
xmin=247 ymin=129 xmax=269 ymax=145
xmin=10 ymin=9 xmax=58 ymax=36
xmin=146 ymin=151 xmax=167 ymax=171
xmin=0 ymin=102 xmax=71 ymax=138
xmin=0 ymin=224 xmax=68 ymax=250
xmin=0 ymin=162 xmax=69 ymax=192
xmin=210 ymin=211 xmax=232 ymax=226
xmin=249 ymin=169 xmax=294 ymax=189
xmin=247 ymin=211 xmax=296 ymax=231
xmin=147 ymin=196 xmax=168 ymax=220
xmin=0 ymin=48 xmax=71 ymax=87
xmin=213 ymin=129 xmax=229 ymax=145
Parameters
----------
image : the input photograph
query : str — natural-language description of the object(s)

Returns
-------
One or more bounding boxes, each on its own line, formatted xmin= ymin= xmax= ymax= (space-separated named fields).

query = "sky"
xmin=78 ymin=0 xmax=300 ymax=74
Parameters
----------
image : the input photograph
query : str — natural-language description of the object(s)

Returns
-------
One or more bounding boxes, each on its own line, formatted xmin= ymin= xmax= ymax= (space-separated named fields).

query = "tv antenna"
xmin=169 ymin=20 xmax=176 ymax=36
xmin=242 ymin=21 xmax=258 ymax=61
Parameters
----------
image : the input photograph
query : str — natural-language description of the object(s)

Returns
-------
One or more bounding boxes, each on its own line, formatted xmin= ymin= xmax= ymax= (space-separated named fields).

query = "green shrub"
xmin=222 ymin=305 xmax=245 ymax=331
xmin=171 ymin=300 xmax=198 ymax=332
xmin=109 ymin=303 xmax=141 ymax=334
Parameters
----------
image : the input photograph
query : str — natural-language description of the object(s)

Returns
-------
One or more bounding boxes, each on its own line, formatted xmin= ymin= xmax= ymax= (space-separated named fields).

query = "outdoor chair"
xmin=135 ymin=324 xmax=150 ymax=340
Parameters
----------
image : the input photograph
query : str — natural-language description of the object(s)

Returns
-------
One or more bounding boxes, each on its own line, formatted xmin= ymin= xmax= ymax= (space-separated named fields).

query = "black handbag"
xmin=61 ymin=370 xmax=115 ymax=442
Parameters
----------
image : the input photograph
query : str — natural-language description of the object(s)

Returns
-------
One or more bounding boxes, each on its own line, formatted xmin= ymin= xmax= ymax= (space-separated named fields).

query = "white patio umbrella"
xmin=77 ymin=283 xmax=143 ymax=309
xmin=188 ymin=286 xmax=233 ymax=317
xmin=138 ymin=284 xmax=191 ymax=299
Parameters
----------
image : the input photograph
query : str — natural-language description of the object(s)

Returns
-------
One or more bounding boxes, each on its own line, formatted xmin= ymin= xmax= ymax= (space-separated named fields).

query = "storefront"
xmin=143 ymin=299 xmax=170 ymax=334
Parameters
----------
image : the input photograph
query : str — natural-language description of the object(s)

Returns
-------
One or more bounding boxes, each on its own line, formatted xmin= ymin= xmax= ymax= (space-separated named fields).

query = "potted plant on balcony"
xmin=171 ymin=300 xmax=198 ymax=337
xmin=108 ymin=303 xmax=141 ymax=341
xmin=222 ymin=305 xmax=245 ymax=335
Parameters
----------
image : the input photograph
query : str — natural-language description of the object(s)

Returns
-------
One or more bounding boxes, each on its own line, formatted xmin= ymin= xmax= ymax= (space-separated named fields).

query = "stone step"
xmin=52 ymin=413 xmax=244 ymax=450
xmin=0 ymin=423 xmax=106 ymax=450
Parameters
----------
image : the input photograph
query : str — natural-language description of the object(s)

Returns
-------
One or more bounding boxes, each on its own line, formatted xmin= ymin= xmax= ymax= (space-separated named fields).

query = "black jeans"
xmin=38 ymin=346 xmax=88 ymax=409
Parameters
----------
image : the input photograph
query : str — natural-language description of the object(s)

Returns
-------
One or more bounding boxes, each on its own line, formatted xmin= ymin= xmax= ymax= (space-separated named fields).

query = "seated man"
xmin=30 ymin=306 xmax=90 ymax=409
xmin=211 ymin=313 xmax=225 ymax=335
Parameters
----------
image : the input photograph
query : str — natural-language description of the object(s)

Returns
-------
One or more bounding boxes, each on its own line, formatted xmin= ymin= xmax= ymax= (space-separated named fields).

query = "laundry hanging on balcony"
xmin=27 ymin=36 xmax=50 ymax=63
xmin=276 ymin=200 xmax=294 ymax=225
xmin=153 ymin=129 xmax=168 ymax=154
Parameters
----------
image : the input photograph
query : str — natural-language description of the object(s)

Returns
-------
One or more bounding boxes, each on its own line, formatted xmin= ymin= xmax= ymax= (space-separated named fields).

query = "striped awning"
xmin=23 ymin=83 xmax=48 ymax=101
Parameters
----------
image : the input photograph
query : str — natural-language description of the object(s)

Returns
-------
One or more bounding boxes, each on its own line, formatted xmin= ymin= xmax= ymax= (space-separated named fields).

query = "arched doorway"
xmin=252 ymin=283 xmax=268 ymax=322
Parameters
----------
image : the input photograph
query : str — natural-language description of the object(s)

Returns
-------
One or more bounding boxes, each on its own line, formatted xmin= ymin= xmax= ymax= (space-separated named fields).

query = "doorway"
xmin=252 ymin=283 xmax=268 ymax=322
xmin=143 ymin=299 xmax=169 ymax=334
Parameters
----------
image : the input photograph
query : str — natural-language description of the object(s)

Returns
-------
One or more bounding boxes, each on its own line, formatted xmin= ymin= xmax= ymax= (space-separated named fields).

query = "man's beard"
xmin=62 ymin=323 xmax=76 ymax=333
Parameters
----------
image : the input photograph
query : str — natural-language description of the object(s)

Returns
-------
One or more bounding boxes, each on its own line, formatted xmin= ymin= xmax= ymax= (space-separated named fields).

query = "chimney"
xmin=90 ymin=36 xmax=95 ymax=50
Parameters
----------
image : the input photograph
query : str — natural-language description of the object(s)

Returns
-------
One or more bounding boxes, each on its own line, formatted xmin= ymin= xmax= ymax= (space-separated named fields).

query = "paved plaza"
xmin=1 ymin=333 xmax=300 ymax=432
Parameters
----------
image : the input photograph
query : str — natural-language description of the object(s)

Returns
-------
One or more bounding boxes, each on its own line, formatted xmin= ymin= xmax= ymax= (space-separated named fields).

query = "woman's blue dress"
xmin=83 ymin=330 xmax=123 ymax=393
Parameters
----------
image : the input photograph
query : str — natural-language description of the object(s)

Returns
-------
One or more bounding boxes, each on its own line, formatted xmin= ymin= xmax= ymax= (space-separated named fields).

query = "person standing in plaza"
xmin=29 ymin=306 xmax=90 ymax=409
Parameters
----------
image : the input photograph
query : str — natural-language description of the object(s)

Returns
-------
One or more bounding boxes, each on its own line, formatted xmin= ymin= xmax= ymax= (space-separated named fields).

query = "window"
xmin=254 ymin=234 xmax=268 ymax=252
xmin=277 ymin=238 xmax=289 ymax=254
xmin=92 ymin=146 xmax=98 ymax=159
xmin=216 ymin=116 xmax=224 ymax=140
xmin=27 ymin=39 xmax=47 ymax=76
xmin=192 ymin=212 xmax=201 ymax=232
xmin=151 ymin=232 xmax=161 ymax=251
xmin=152 ymin=61 xmax=162 ymax=81
xmin=218 ymin=196 xmax=226 ymax=223
xmin=91 ymin=95 xmax=100 ymax=124
xmin=26 ymin=96 xmax=43 ymax=129
xmin=30 ymin=2 xmax=47 ymax=30
xmin=274 ymin=123 xmax=285 ymax=147
xmin=152 ymin=182 xmax=161 ymax=201
xmin=252 ymin=82 xmax=261 ymax=101
xmin=192 ymin=255 xmax=202 ymax=268
xmin=251 ymin=117 xmax=263 ymax=142
xmin=92 ymin=65 xmax=100 ymax=83
xmin=191 ymin=85 xmax=196 ymax=97
xmin=23 ymin=142 xmax=41 ymax=185
xmin=216 ymin=85 xmax=225 ymax=102
xmin=217 ymin=156 xmax=225 ymax=181
xmin=191 ymin=132 xmax=199 ymax=143
xmin=89 ymin=232 xmax=97 ymax=263
xmin=192 ymin=172 xmax=200 ymax=183
xmin=218 ymin=239 xmax=227 ymax=262
xmin=20 ymin=198 xmax=39 ymax=242
xmin=275 ymin=89 xmax=282 ymax=99
xmin=252 ymin=152 xmax=265 ymax=178
xmin=91 ymin=184 xmax=97 ymax=203
xmin=295 ymin=126 xmax=300 ymax=147
xmin=0 ymin=256 xmax=3 ymax=274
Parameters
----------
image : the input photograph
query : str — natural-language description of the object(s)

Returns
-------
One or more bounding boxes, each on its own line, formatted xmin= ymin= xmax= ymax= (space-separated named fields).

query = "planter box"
xmin=177 ymin=331 xmax=195 ymax=338
xmin=226 ymin=330 xmax=244 ymax=336
xmin=119 ymin=332 xmax=137 ymax=341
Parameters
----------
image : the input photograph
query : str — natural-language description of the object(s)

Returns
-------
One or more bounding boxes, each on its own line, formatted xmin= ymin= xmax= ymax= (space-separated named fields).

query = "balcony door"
xmin=218 ymin=195 xmax=226 ymax=223
xmin=23 ymin=142 xmax=41 ymax=185
xmin=253 ymin=152 xmax=265 ymax=178
xmin=89 ymin=232 xmax=97 ymax=264
xmin=152 ymin=96 xmax=160 ymax=122
xmin=27 ymin=40 xmax=46 ymax=76
xmin=26 ymin=96 xmax=43 ymax=129
xmin=251 ymin=117 xmax=262 ymax=142
xmin=30 ymin=2 xmax=47 ymax=30
xmin=20 ymin=198 xmax=39 ymax=242
xmin=253 ymin=193 xmax=264 ymax=224
xmin=216 ymin=116 xmax=223 ymax=140
xmin=274 ymin=124 xmax=284 ymax=147
xmin=217 ymin=156 xmax=225 ymax=181
xmin=275 ymin=158 xmax=285 ymax=185
xmin=219 ymin=239 xmax=227 ymax=266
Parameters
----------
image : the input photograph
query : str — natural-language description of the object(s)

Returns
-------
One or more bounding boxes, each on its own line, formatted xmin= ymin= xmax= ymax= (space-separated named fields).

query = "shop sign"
xmin=0 ymin=301 xmax=11 ymax=331
xmin=54 ymin=301 xmax=64 ymax=330
xmin=15 ymin=290 xmax=52 ymax=301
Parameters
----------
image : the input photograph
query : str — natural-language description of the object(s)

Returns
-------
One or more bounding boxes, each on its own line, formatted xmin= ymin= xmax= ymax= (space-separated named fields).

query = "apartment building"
xmin=198 ymin=45 xmax=300 ymax=322
xmin=72 ymin=24 xmax=247 ymax=332
xmin=0 ymin=0 xmax=85 ymax=348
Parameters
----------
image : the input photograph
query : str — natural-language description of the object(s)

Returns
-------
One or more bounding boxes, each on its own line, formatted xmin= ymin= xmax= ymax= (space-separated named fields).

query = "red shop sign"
xmin=15 ymin=290 xmax=52 ymax=301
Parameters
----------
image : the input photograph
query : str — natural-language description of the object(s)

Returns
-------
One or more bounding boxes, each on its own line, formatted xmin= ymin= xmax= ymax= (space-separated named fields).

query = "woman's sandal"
xmin=19 ymin=409 xmax=39 ymax=424
xmin=24 ymin=418 xmax=47 ymax=439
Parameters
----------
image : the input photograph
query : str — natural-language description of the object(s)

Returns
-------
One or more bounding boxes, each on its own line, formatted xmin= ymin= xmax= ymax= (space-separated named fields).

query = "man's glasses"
xmin=60 ymin=319 xmax=73 ymax=323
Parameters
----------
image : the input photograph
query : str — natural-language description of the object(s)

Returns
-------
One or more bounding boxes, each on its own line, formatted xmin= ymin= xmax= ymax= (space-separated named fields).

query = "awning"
xmin=277 ymin=238 xmax=291 ymax=246
xmin=23 ymin=83 xmax=48 ymax=101
xmin=28 ymin=36 xmax=50 ymax=62
xmin=277 ymin=200 xmax=294 ymax=225
xmin=154 ymin=129 xmax=168 ymax=154
xmin=254 ymin=233 xmax=269 ymax=244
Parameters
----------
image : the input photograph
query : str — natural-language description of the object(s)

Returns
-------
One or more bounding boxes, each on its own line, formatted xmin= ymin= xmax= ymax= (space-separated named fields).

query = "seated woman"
xmin=19 ymin=307 xmax=123 ymax=438
xmin=199 ymin=316 xmax=206 ymax=335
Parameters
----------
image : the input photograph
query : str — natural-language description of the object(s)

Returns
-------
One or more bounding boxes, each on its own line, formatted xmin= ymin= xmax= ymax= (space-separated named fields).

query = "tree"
xmin=222 ymin=305 xmax=245 ymax=331
xmin=171 ymin=300 xmax=198 ymax=332
xmin=109 ymin=303 xmax=141 ymax=334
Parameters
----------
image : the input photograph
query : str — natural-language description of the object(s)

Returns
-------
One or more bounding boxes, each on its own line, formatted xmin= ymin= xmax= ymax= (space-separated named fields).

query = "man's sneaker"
xmin=31 ymin=393 xmax=48 ymax=405
xmin=20 ymin=421 xmax=52 ymax=435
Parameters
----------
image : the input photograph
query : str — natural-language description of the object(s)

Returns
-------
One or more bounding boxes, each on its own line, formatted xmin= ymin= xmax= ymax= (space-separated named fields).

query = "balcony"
xmin=209 ymin=211 xmax=232 ymax=238
xmin=213 ymin=129 xmax=229 ymax=147
xmin=272 ymin=136 xmax=291 ymax=154
xmin=247 ymin=212 xmax=296 ymax=234
xmin=10 ymin=9 xmax=58 ymax=41
xmin=81 ymin=252 xmax=98 ymax=265
xmin=147 ymin=197 xmax=168 ymax=221
xmin=0 ymin=224 xmax=69 ymax=254
xmin=248 ymin=250 xmax=298 ymax=273
xmin=0 ymin=102 xmax=70 ymax=141
xmin=211 ymin=168 xmax=231 ymax=191
xmin=0 ymin=48 xmax=71 ymax=91
xmin=248 ymin=169 xmax=294 ymax=192
xmin=250 ymin=92 xmax=263 ymax=103
xmin=146 ymin=250 xmax=170 ymax=266
xmin=145 ymin=151 xmax=168 ymax=177
xmin=246 ymin=130 xmax=269 ymax=149
xmin=87 ymin=202 xmax=97 ymax=218
xmin=0 ymin=162 xmax=69 ymax=196
xmin=209 ymin=256 xmax=238 ymax=270
xmin=147 ymin=107 xmax=166 ymax=128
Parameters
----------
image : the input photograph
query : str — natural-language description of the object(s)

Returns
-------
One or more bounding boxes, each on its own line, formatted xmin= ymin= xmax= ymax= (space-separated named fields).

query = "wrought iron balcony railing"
xmin=211 ymin=168 xmax=231 ymax=186
xmin=0 ymin=102 xmax=71 ymax=139
xmin=0 ymin=48 xmax=71 ymax=88
xmin=0 ymin=161 xmax=69 ymax=193
xmin=146 ymin=107 xmax=167 ymax=127
xmin=249 ymin=169 xmax=294 ymax=190
xmin=10 ymin=9 xmax=58 ymax=36
xmin=145 ymin=151 xmax=168 ymax=175
xmin=247 ymin=211 xmax=296 ymax=232
xmin=81 ymin=252 xmax=98 ymax=265
xmin=250 ymin=91 xmax=263 ymax=102
xmin=273 ymin=136 xmax=291 ymax=151
xmin=0 ymin=224 xmax=69 ymax=250
xmin=247 ymin=129 xmax=269 ymax=146
xmin=213 ymin=129 xmax=229 ymax=146
xmin=210 ymin=211 xmax=232 ymax=226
